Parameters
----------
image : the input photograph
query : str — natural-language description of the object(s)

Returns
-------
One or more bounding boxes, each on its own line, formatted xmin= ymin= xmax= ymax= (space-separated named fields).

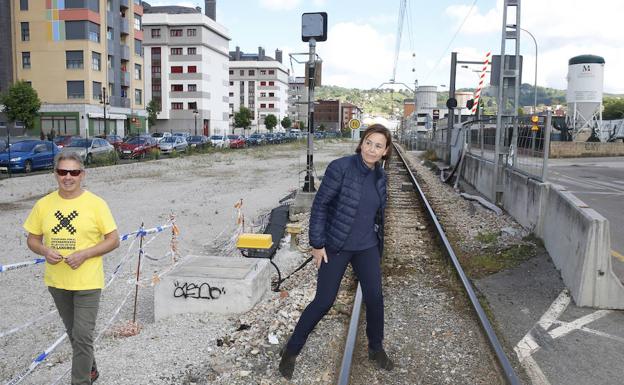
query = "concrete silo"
xmin=566 ymin=54 xmax=605 ymax=140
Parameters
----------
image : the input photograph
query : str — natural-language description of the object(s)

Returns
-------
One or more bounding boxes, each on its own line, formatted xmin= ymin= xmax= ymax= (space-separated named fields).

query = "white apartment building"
xmin=142 ymin=2 xmax=230 ymax=136
xmin=288 ymin=76 xmax=308 ymax=129
xmin=229 ymin=47 xmax=289 ymax=133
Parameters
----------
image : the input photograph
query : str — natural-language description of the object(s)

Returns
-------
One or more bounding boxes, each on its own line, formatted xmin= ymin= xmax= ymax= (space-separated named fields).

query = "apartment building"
xmin=228 ymin=47 xmax=289 ymax=133
xmin=341 ymin=102 xmax=363 ymax=129
xmin=143 ymin=1 xmax=230 ymax=136
xmin=10 ymin=0 xmax=147 ymax=137
xmin=313 ymin=99 xmax=342 ymax=132
xmin=287 ymin=76 xmax=308 ymax=129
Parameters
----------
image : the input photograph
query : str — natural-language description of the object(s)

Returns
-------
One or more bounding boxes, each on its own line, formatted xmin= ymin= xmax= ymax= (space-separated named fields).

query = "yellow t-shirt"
xmin=23 ymin=190 xmax=117 ymax=290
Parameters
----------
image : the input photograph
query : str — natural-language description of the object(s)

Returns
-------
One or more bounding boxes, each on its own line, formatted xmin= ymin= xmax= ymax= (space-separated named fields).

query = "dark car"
xmin=247 ymin=133 xmax=265 ymax=146
xmin=118 ymin=136 xmax=159 ymax=159
xmin=186 ymin=135 xmax=210 ymax=149
xmin=0 ymin=140 xmax=59 ymax=173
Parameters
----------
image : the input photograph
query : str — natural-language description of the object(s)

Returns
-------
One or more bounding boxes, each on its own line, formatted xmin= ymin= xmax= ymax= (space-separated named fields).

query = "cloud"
xmin=258 ymin=0 xmax=301 ymax=11
xmin=315 ymin=22 xmax=395 ymax=89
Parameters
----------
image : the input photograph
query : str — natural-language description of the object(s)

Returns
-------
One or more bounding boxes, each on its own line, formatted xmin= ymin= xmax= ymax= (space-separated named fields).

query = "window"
xmin=188 ymin=102 xmax=197 ymax=110
xmin=171 ymin=66 xmax=183 ymax=73
xmin=260 ymin=81 xmax=266 ymax=86
xmin=171 ymin=48 xmax=182 ymax=55
xmin=187 ymin=66 xmax=197 ymax=73
xmin=134 ymin=39 xmax=142 ymax=56
xmin=134 ymin=64 xmax=141 ymax=80
xmin=22 ymin=52 xmax=31 ymax=69
xmin=170 ymin=29 xmax=182 ymax=37
xmin=268 ymin=81 xmax=274 ymax=86
xmin=229 ymin=81 xmax=233 ymax=86
xmin=239 ymin=70 xmax=244 ymax=76
xmin=93 ymin=81 xmax=102 ymax=100
xmin=106 ymin=27 xmax=113 ymax=40
xmin=20 ymin=0 xmax=27 ymax=10
xmin=188 ymin=84 xmax=197 ymax=92
xmin=152 ymin=66 xmax=161 ymax=73
xmin=92 ymin=51 xmax=101 ymax=71
xmin=67 ymin=81 xmax=84 ymax=99
xmin=134 ymin=14 xmax=141 ymax=30
xmin=228 ymin=92 xmax=234 ymax=97
xmin=152 ymin=84 xmax=161 ymax=91
xmin=248 ymin=70 xmax=255 ymax=76
xmin=171 ymin=102 xmax=183 ymax=110
xmin=260 ymin=92 xmax=266 ymax=97
xmin=187 ymin=47 xmax=196 ymax=55
xmin=21 ymin=22 xmax=29 ymax=41
xmin=66 ymin=51 xmax=84 ymax=69
xmin=260 ymin=69 xmax=266 ymax=75
xmin=260 ymin=103 xmax=266 ymax=108
xmin=229 ymin=70 xmax=233 ymax=75
xmin=269 ymin=103 xmax=274 ymax=108
xmin=134 ymin=89 xmax=142 ymax=104
xmin=268 ymin=70 xmax=275 ymax=75
xmin=151 ymin=28 xmax=160 ymax=38
xmin=269 ymin=92 xmax=275 ymax=97
xmin=187 ymin=28 xmax=196 ymax=36
xmin=66 ymin=21 xmax=100 ymax=42
xmin=171 ymin=84 xmax=183 ymax=91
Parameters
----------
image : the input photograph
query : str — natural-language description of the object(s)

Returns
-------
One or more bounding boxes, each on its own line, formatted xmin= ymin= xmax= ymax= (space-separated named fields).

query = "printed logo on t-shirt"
xmin=50 ymin=210 xmax=79 ymax=251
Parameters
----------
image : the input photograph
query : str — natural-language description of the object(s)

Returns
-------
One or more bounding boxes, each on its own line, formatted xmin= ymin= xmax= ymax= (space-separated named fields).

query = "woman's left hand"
xmin=64 ymin=251 xmax=87 ymax=270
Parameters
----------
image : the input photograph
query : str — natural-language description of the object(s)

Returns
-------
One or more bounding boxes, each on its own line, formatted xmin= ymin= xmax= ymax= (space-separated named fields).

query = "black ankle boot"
xmin=279 ymin=347 xmax=297 ymax=379
xmin=368 ymin=349 xmax=394 ymax=370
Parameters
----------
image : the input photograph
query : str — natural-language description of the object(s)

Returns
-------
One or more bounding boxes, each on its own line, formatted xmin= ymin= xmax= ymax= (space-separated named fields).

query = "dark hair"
xmin=355 ymin=124 xmax=393 ymax=162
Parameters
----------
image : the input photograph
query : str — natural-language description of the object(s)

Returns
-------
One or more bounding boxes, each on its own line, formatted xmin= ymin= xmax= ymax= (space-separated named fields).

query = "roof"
xmin=569 ymin=55 xmax=605 ymax=65
xmin=143 ymin=5 xmax=200 ymax=14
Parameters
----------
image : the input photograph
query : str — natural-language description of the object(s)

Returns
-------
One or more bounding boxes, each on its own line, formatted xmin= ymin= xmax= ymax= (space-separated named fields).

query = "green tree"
xmin=299 ymin=121 xmax=306 ymax=131
xmin=234 ymin=106 xmax=253 ymax=132
xmin=146 ymin=99 xmax=160 ymax=128
xmin=0 ymin=80 xmax=41 ymax=131
xmin=603 ymin=98 xmax=624 ymax=120
xmin=264 ymin=114 xmax=277 ymax=131
xmin=281 ymin=116 xmax=292 ymax=130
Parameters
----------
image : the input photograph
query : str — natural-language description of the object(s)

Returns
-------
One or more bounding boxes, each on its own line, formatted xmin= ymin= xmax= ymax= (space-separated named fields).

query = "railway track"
xmin=332 ymin=143 xmax=521 ymax=385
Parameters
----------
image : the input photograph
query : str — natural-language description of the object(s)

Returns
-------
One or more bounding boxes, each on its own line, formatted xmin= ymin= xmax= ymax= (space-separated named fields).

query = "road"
xmin=548 ymin=157 xmax=624 ymax=278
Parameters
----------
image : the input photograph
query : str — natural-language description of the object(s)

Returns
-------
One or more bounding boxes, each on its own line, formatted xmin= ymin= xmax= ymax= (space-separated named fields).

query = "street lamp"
xmin=520 ymin=27 xmax=538 ymax=114
xmin=193 ymin=109 xmax=199 ymax=136
xmin=99 ymin=87 xmax=109 ymax=136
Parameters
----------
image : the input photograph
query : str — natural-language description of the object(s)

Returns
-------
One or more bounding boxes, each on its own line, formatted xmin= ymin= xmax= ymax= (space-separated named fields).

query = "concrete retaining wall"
xmin=460 ymin=153 xmax=624 ymax=309
xmin=550 ymin=142 xmax=624 ymax=158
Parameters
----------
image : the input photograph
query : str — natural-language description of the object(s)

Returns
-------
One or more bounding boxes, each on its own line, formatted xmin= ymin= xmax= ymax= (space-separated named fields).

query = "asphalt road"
xmin=547 ymin=157 xmax=624 ymax=278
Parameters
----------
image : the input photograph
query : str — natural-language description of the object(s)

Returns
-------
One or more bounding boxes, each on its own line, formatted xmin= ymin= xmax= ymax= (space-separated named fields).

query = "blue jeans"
xmin=286 ymin=245 xmax=384 ymax=354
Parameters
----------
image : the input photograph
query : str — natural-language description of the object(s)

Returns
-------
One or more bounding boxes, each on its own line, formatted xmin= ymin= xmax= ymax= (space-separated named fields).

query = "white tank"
xmin=566 ymin=55 xmax=605 ymax=124
xmin=416 ymin=86 xmax=437 ymax=110
xmin=455 ymin=91 xmax=474 ymax=110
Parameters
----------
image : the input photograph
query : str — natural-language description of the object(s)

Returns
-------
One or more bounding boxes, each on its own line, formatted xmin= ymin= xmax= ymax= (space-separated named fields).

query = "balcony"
xmin=121 ymin=71 xmax=130 ymax=86
xmin=120 ymin=44 xmax=130 ymax=61
xmin=109 ymin=96 xmax=131 ymax=108
xmin=120 ymin=19 xmax=129 ymax=35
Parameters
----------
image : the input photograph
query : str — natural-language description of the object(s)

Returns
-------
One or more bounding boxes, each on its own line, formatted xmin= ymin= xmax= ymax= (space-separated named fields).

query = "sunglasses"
xmin=55 ymin=169 xmax=83 ymax=176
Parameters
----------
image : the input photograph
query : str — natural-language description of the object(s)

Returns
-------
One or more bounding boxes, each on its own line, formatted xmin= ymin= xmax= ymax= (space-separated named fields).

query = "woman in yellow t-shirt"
xmin=24 ymin=152 xmax=119 ymax=385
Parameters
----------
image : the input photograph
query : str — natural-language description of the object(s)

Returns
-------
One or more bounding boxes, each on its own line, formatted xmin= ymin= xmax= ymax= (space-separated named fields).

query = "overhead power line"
xmin=391 ymin=0 xmax=407 ymax=83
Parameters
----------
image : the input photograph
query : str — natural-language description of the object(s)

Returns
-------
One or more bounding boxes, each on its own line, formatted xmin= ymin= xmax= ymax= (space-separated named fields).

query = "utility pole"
xmin=447 ymin=52 xmax=457 ymax=163
xmin=303 ymin=38 xmax=316 ymax=192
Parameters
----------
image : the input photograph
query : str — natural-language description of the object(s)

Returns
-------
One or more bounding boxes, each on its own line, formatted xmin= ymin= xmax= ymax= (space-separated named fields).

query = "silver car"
xmin=61 ymin=137 xmax=115 ymax=164
xmin=158 ymin=136 xmax=188 ymax=154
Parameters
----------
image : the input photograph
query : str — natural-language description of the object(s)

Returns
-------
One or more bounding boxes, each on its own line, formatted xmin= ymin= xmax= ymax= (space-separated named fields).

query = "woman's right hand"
xmin=311 ymin=247 xmax=328 ymax=269
xmin=44 ymin=248 xmax=63 ymax=265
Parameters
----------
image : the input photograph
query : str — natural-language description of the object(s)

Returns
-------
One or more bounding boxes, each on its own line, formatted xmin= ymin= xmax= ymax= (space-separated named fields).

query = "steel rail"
xmin=392 ymin=143 xmax=521 ymax=385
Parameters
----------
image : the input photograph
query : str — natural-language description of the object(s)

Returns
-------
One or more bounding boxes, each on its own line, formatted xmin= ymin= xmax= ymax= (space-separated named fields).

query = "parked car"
xmin=61 ymin=137 xmax=116 ymax=164
xmin=247 ymin=133 xmax=266 ymax=146
xmin=53 ymin=135 xmax=78 ymax=149
xmin=173 ymin=132 xmax=190 ymax=138
xmin=158 ymin=136 xmax=189 ymax=154
xmin=0 ymin=140 xmax=59 ymax=173
xmin=118 ymin=136 xmax=159 ymax=159
xmin=186 ymin=135 xmax=210 ymax=149
xmin=151 ymin=132 xmax=172 ymax=143
xmin=209 ymin=135 xmax=230 ymax=148
xmin=97 ymin=135 xmax=124 ymax=150
xmin=227 ymin=135 xmax=246 ymax=149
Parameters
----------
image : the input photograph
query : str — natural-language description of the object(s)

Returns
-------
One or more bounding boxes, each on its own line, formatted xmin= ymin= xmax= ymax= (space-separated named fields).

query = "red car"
xmin=100 ymin=135 xmax=124 ymax=150
xmin=228 ymin=135 xmax=246 ymax=149
xmin=53 ymin=135 xmax=78 ymax=149
xmin=118 ymin=136 xmax=159 ymax=159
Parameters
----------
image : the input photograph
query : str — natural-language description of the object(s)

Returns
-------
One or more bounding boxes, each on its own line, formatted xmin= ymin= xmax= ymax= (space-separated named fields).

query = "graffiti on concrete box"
xmin=173 ymin=281 xmax=226 ymax=300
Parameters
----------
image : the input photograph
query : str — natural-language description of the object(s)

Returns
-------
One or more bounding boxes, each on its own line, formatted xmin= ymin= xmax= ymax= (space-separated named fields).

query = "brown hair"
xmin=355 ymin=124 xmax=393 ymax=162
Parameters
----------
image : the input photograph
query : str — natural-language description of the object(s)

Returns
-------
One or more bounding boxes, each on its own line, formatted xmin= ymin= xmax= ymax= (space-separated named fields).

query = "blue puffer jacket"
xmin=309 ymin=154 xmax=387 ymax=253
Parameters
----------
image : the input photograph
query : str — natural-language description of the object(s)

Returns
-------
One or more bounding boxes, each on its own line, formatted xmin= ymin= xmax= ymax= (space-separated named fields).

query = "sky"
xmin=145 ymin=0 xmax=624 ymax=94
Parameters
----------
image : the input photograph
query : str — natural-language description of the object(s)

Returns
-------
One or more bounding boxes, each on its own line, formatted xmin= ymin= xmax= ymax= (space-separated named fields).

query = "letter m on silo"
xmin=582 ymin=65 xmax=591 ymax=72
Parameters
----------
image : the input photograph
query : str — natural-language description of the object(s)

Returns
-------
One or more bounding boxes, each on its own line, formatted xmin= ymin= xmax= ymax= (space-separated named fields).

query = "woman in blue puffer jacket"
xmin=279 ymin=124 xmax=394 ymax=379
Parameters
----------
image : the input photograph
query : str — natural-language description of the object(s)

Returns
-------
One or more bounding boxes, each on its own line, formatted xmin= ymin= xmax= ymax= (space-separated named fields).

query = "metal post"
xmin=447 ymin=52 xmax=457 ymax=164
xmin=193 ymin=110 xmax=198 ymax=136
xmin=102 ymin=87 xmax=107 ymax=137
xmin=521 ymin=28 xmax=538 ymax=114
xmin=303 ymin=38 xmax=316 ymax=192
xmin=541 ymin=110 xmax=552 ymax=182
xmin=132 ymin=223 xmax=144 ymax=324
xmin=6 ymin=128 xmax=11 ymax=178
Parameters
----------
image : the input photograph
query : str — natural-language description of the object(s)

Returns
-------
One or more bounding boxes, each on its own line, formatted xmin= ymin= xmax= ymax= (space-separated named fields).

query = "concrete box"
xmin=154 ymin=255 xmax=271 ymax=320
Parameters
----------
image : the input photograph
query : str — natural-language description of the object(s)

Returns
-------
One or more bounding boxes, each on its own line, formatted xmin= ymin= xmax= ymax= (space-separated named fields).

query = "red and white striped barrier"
xmin=472 ymin=51 xmax=491 ymax=114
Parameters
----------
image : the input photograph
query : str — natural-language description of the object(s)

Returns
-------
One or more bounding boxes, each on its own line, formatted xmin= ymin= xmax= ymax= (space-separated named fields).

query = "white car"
xmin=209 ymin=135 xmax=230 ymax=148
xmin=151 ymin=132 xmax=172 ymax=143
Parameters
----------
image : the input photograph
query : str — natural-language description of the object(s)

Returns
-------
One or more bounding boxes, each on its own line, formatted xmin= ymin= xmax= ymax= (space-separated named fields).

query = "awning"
xmin=88 ymin=112 xmax=128 ymax=120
